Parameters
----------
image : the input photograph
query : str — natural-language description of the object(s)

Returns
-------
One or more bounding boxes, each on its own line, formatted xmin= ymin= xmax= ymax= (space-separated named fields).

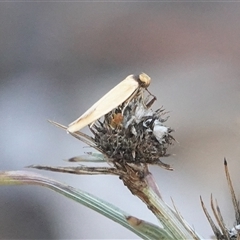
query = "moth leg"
xmin=146 ymin=95 xmax=157 ymax=109
xmin=121 ymin=88 xmax=143 ymax=115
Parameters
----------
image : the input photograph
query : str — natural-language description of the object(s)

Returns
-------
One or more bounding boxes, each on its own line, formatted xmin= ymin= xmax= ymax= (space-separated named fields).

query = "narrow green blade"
xmin=0 ymin=170 xmax=171 ymax=240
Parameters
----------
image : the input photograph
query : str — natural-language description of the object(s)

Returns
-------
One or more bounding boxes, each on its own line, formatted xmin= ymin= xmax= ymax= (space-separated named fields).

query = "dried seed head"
xmin=91 ymin=90 xmax=174 ymax=169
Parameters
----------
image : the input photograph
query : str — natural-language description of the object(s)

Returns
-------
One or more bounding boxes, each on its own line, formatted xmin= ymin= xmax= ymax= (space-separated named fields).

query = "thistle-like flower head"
xmin=91 ymin=90 xmax=174 ymax=170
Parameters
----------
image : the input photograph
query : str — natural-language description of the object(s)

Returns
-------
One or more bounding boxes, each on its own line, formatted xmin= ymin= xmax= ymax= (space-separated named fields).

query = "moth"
xmin=67 ymin=73 xmax=152 ymax=133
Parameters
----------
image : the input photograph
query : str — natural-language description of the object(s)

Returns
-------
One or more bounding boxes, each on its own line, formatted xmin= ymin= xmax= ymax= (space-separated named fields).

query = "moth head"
xmin=137 ymin=73 xmax=151 ymax=88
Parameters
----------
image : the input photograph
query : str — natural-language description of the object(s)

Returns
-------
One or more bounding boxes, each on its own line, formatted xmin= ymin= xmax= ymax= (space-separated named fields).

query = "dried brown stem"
xmin=200 ymin=196 xmax=224 ymax=240
xmin=28 ymin=165 xmax=121 ymax=176
xmin=224 ymin=158 xmax=240 ymax=223
xmin=210 ymin=195 xmax=230 ymax=240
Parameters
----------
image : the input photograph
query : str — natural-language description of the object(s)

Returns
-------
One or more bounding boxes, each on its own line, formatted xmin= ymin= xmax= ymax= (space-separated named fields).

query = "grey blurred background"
xmin=0 ymin=3 xmax=240 ymax=239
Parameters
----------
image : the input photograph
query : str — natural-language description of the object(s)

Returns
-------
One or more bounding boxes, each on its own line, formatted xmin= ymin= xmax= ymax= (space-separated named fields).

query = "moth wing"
xmin=67 ymin=75 xmax=139 ymax=132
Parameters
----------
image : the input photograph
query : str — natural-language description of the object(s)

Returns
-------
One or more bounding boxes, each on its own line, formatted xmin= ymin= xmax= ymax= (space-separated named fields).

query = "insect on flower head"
xmin=67 ymin=73 xmax=151 ymax=133
xmin=90 ymin=78 xmax=174 ymax=170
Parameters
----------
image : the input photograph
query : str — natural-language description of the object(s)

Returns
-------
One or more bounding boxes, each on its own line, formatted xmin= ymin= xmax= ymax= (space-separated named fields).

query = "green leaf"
xmin=0 ymin=170 xmax=171 ymax=240
xmin=67 ymin=153 xmax=107 ymax=162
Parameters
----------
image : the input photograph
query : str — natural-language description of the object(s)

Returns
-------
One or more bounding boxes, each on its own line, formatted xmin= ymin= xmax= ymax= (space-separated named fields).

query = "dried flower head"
xmin=90 ymin=88 xmax=174 ymax=169
xmin=30 ymin=74 xmax=174 ymax=178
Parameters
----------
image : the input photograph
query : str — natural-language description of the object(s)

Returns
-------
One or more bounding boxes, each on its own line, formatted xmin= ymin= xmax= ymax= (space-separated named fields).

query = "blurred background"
xmin=0 ymin=2 xmax=240 ymax=239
